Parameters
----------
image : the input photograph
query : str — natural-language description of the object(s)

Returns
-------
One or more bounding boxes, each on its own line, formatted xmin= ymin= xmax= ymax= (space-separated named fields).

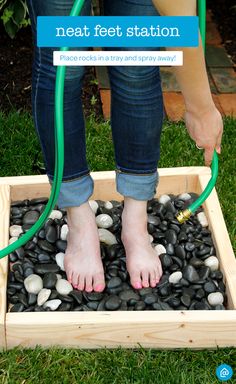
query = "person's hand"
xmin=184 ymin=105 xmax=223 ymax=166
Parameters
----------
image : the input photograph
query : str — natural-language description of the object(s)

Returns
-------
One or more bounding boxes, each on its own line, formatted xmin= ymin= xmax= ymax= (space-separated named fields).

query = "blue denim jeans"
xmin=26 ymin=0 xmax=164 ymax=208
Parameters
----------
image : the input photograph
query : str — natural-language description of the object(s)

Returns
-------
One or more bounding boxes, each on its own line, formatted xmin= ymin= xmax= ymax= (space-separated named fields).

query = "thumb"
xmin=204 ymin=148 xmax=214 ymax=167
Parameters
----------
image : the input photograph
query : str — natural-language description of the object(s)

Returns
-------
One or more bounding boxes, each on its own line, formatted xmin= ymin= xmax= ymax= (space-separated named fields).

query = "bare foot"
xmin=64 ymin=203 xmax=105 ymax=292
xmin=121 ymin=197 xmax=163 ymax=289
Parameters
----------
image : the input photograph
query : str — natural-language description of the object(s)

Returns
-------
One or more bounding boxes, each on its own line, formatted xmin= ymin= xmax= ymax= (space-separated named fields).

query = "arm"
xmin=152 ymin=0 xmax=223 ymax=165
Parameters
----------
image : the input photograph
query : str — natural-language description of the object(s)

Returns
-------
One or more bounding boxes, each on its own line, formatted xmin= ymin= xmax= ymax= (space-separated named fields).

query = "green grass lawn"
xmin=0 ymin=111 xmax=235 ymax=384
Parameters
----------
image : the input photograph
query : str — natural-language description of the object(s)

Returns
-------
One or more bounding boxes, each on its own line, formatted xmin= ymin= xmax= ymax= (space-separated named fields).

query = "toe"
xmin=71 ymin=272 xmax=78 ymax=289
xmin=66 ymin=268 xmax=73 ymax=285
xmin=130 ymin=271 xmax=142 ymax=290
xmin=77 ymin=276 xmax=85 ymax=291
xmin=150 ymin=271 xmax=157 ymax=288
xmin=85 ymin=276 xmax=93 ymax=292
xmin=93 ymin=273 xmax=105 ymax=292
xmin=141 ymin=271 xmax=150 ymax=288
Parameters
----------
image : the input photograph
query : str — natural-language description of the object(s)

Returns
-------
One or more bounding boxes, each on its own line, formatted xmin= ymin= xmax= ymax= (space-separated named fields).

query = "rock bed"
xmin=7 ymin=193 xmax=227 ymax=312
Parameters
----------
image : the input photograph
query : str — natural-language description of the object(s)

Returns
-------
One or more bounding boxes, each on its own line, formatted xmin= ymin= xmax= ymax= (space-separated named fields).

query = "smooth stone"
xmin=37 ymin=288 xmax=51 ymax=306
xmin=34 ymin=264 xmax=60 ymax=274
xmin=158 ymin=194 xmax=171 ymax=205
xmin=147 ymin=215 xmax=160 ymax=226
xmin=105 ymin=295 xmax=122 ymax=311
xmin=98 ymin=229 xmax=117 ymax=245
xmin=23 ymin=210 xmax=40 ymax=225
xmin=17 ymin=293 xmax=28 ymax=307
xmin=104 ymin=201 xmax=113 ymax=210
xmin=10 ymin=303 xmax=25 ymax=312
xmin=85 ymin=292 xmax=103 ymax=302
xmin=119 ymin=290 xmax=140 ymax=302
xmin=96 ymin=214 xmax=113 ymax=229
xmin=185 ymin=242 xmax=195 ymax=252
xmin=38 ymin=239 xmax=55 ymax=253
xmin=180 ymin=294 xmax=191 ymax=307
xmin=214 ymin=304 xmax=225 ymax=310
xmin=159 ymin=285 xmax=171 ymax=297
xmin=166 ymin=296 xmax=181 ymax=308
xmin=194 ymin=302 xmax=209 ymax=310
xmin=195 ymin=288 xmax=205 ymax=300
xmin=88 ymin=200 xmax=99 ymax=214
xmin=8 ymin=282 xmax=23 ymax=290
xmin=28 ymin=293 xmax=37 ymax=306
xmin=183 ymin=265 xmax=200 ymax=283
xmin=9 ymin=237 xmax=18 ymax=245
xmin=68 ymin=290 xmax=82 ymax=304
xmin=135 ymin=301 xmax=146 ymax=310
xmin=154 ymin=244 xmax=166 ymax=256
xmin=143 ymin=294 xmax=157 ymax=305
xmin=204 ymin=281 xmax=217 ymax=294
xmin=107 ymin=277 xmax=122 ymax=289
xmin=55 ymin=240 xmax=67 ymax=252
xmin=24 ymin=267 xmax=34 ymax=278
xmin=38 ymin=253 xmax=51 ymax=263
xmin=55 ymin=252 xmax=65 ymax=271
xmin=165 ymin=230 xmax=177 ymax=245
xmin=24 ymin=274 xmax=43 ymax=294
xmin=210 ymin=270 xmax=223 ymax=280
xmin=60 ymin=224 xmax=68 ymax=241
xmin=178 ymin=231 xmax=188 ymax=242
xmin=43 ymin=272 xmax=58 ymax=289
xmin=9 ymin=225 xmax=23 ymax=237
xmin=197 ymin=212 xmax=208 ymax=228
xmin=178 ymin=193 xmax=191 ymax=201
xmin=204 ymin=256 xmax=219 ymax=271
xmin=48 ymin=210 xmax=63 ymax=220
xmin=166 ymin=243 xmax=175 ymax=256
xmin=152 ymin=303 xmax=162 ymax=310
xmin=158 ymin=301 xmax=172 ymax=310
xmin=179 ymin=278 xmax=190 ymax=287
xmin=45 ymin=225 xmax=57 ymax=243
xmin=182 ymin=287 xmax=195 ymax=299
xmin=198 ymin=266 xmax=211 ymax=280
xmin=58 ymin=303 xmax=72 ymax=311
xmin=207 ymin=292 xmax=224 ymax=306
xmin=56 ymin=279 xmax=73 ymax=295
xmin=57 ymin=293 xmax=74 ymax=303
xmin=44 ymin=299 xmax=62 ymax=311
xmin=160 ymin=254 xmax=173 ymax=268
xmin=189 ymin=258 xmax=204 ymax=268
xmin=169 ymin=271 xmax=183 ymax=284
xmin=139 ymin=288 xmax=153 ymax=297
xmin=56 ymin=274 xmax=62 ymax=280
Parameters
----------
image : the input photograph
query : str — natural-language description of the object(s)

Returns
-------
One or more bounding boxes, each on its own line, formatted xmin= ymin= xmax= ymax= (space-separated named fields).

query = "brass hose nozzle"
xmin=176 ymin=209 xmax=192 ymax=224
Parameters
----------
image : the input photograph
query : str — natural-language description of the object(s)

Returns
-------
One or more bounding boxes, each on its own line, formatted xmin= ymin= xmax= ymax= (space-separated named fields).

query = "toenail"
xmin=74 ymin=285 xmax=78 ymax=289
xmin=134 ymin=282 xmax=142 ymax=289
xmin=95 ymin=284 xmax=104 ymax=292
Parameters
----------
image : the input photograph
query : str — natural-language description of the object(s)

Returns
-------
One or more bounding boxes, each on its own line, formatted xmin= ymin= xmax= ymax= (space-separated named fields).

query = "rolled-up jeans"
xmin=26 ymin=0 xmax=164 ymax=208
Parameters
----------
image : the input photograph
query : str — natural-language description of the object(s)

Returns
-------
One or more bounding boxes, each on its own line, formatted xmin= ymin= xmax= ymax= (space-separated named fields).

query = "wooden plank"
xmin=0 ymin=185 xmax=10 ymax=349
xmin=198 ymin=175 xmax=236 ymax=309
xmin=6 ymin=311 xmax=236 ymax=349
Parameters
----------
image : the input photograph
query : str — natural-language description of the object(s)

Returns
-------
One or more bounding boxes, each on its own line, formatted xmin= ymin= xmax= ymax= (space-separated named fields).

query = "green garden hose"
xmin=176 ymin=0 xmax=219 ymax=223
xmin=0 ymin=0 xmax=86 ymax=259
xmin=0 ymin=0 xmax=218 ymax=258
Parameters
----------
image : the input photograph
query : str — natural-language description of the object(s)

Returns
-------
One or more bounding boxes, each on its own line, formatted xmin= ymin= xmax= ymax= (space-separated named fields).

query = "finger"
xmin=216 ymin=131 xmax=223 ymax=154
xmin=204 ymin=148 xmax=214 ymax=166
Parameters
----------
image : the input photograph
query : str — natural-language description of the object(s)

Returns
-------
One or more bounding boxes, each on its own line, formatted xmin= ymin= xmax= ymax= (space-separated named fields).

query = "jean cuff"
xmin=53 ymin=174 xmax=94 ymax=209
xmin=116 ymin=170 xmax=159 ymax=201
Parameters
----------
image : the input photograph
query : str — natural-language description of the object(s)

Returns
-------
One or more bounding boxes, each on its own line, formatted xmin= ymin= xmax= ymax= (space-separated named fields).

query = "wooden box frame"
xmin=0 ymin=167 xmax=236 ymax=350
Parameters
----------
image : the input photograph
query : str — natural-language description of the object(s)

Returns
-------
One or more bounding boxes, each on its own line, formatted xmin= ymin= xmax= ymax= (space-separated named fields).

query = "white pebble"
xmin=37 ymin=288 xmax=51 ymax=306
xmin=9 ymin=237 xmax=18 ymax=244
xmin=178 ymin=193 xmax=191 ymax=201
xmin=56 ymin=279 xmax=73 ymax=295
xmin=197 ymin=212 xmax=209 ymax=228
xmin=158 ymin=194 xmax=171 ymax=205
xmin=44 ymin=299 xmax=62 ymax=311
xmin=98 ymin=228 xmax=117 ymax=245
xmin=60 ymin=224 xmax=68 ymax=241
xmin=104 ymin=201 xmax=113 ymax=210
xmin=204 ymin=256 xmax=219 ymax=271
xmin=154 ymin=244 xmax=166 ymax=256
xmin=149 ymin=235 xmax=154 ymax=243
xmin=48 ymin=210 xmax=63 ymax=220
xmin=96 ymin=214 xmax=113 ymax=229
xmin=55 ymin=252 xmax=65 ymax=271
xmin=89 ymin=200 xmax=99 ymax=214
xmin=9 ymin=225 xmax=23 ymax=238
xmin=207 ymin=292 xmax=224 ymax=306
xmin=24 ymin=274 xmax=43 ymax=294
xmin=56 ymin=274 xmax=62 ymax=280
xmin=169 ymin=271 xmax=183 ymax=284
